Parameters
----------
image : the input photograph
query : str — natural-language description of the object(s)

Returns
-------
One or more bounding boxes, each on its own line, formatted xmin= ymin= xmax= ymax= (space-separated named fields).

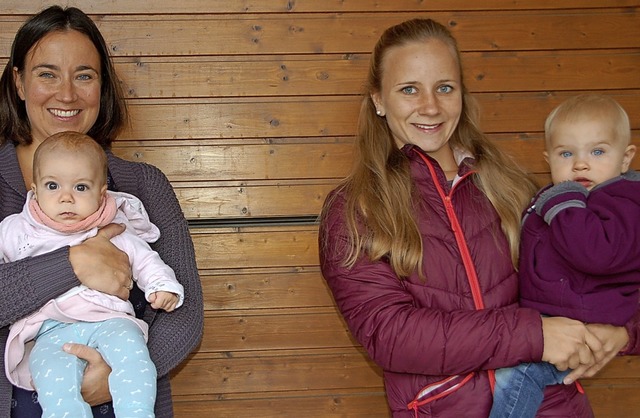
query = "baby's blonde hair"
xmin=33 ymin=131 xmax=108 ymax=184
xmin=545 ymin=94 xmax=631 ymax=148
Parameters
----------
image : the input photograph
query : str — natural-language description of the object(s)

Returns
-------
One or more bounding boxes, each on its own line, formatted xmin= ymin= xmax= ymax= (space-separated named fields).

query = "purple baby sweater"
xmin=519 ymin=171 xmax=640 ymax=326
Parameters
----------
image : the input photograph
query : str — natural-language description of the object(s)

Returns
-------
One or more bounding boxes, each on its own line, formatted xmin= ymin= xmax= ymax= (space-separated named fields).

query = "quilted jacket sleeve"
xmin=318 ymin=193 xmax=544 ymax=376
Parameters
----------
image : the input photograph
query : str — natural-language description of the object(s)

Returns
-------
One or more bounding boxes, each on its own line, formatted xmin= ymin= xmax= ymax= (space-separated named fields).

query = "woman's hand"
xmin=63 ymin=343 xmax=112 ymax=406
xmin=563 ymin=323 xmax=629 ymax=383
xmin=541 ymin=316 xmax=602 ymax=372
xmin=69 ymin=223 xmax=132 ymax=300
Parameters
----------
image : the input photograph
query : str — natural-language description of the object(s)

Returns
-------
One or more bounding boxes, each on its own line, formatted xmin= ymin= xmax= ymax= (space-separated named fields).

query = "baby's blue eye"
xmin=592 ymin=149 xmax=605 ymax=156
xmin=560 ymin=151 xmax=572 ymax=158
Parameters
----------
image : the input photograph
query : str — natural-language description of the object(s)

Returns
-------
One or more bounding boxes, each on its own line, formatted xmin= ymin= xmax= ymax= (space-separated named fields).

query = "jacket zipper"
xmin=413 ymin=151 xmax=496 ymax=400
xmin=407 ymin=373 xmax=475 ymax=418
xmin=415 ymin=151 xmax=484 ymax=309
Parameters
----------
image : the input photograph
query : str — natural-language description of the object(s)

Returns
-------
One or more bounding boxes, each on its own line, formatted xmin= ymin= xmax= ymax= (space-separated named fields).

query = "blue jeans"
xmin=489 ymin=362 xmax=570 ymax=418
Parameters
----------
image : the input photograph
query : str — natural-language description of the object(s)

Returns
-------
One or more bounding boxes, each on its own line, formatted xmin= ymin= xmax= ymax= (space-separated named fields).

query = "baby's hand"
xmin=149 ymin=291 xmax=179 ymax=312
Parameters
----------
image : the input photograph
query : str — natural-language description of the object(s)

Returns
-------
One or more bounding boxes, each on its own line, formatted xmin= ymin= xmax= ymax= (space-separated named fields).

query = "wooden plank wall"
xmin=3 ymin=1 xmax=640 ymax=416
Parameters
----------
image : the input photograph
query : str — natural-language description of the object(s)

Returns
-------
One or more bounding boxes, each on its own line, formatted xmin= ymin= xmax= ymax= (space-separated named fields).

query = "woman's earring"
xmin=376 ymin=109 xmax=382 ymax=116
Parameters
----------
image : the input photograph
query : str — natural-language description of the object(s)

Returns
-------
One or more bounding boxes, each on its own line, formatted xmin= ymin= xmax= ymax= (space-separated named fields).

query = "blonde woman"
xmin=319 ymin=18 xmax=634 ymax=417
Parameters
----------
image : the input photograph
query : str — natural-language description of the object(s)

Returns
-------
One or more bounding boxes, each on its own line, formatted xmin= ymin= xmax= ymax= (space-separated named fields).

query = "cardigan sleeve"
xmin=0 ymin=247 xmax=79 ymax=329
xmin=111 ymin=158 xmax=203 ymax=378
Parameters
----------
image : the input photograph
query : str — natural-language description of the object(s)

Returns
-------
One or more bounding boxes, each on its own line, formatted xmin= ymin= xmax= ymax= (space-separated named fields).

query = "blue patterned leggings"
xmin=29 ymin=318 xmax=157 ymax=418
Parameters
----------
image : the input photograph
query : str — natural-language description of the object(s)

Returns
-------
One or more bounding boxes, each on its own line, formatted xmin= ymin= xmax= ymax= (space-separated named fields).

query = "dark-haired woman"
xmin=0 ymin=6 xmax=203 ymax=417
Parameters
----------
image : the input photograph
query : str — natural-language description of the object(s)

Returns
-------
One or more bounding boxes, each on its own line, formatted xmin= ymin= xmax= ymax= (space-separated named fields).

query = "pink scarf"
xmin=29 ymin=194 xmax=118 ymax=234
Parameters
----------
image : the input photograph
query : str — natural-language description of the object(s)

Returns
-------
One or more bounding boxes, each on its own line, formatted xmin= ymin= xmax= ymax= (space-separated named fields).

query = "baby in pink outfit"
xmin=2 ymin=131 xmax=183 ymax=418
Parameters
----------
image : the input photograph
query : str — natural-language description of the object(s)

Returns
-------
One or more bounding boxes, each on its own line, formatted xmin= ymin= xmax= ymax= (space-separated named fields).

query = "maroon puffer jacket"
xmin=319 ymin=145 xmax=594 ymax=417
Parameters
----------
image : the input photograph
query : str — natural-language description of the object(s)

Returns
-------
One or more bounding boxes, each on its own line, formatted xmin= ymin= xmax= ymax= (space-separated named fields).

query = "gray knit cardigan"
xmin=0 ymin=141 xmax=204 ymax=418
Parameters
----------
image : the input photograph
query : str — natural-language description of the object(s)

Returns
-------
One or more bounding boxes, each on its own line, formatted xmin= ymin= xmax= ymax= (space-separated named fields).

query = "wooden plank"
xmin=583 ymin=356 xmax=640 ymax=379
xmin=464 ymin=49 xmax=640 ymax=93
xmin=582 ymin=356 xmax=640 ymax=417
xmin=174 ymin=182 xmax=338 ymax=219
xmin=198 ymin=310 xmax=353 ymax=352
xmin=114 ymin=55 xmax=370 ymax=98
xmin=169 ymin=352 xmax=383 ymax=395
xmin=1 ymin=10 xmax=639 ymax=57
xmin=582 ymin=386 xmax=640 ymax=418
xmin=118 ymin=92 xmax=640 ymax=140
xmin=173 ymin=394 xmax=390 ymax=418
xmin=111 ymin=140 xmax=353 ymax=181
xmin=4 ymin=0 xmax=635 ymax=14
xmin=201 ymin=268 xmax=335 ymax=310
xmin=122 ymin=97 xmax=360 ymax=140
xmin=191 ymin=225 xmax=319 ymax=270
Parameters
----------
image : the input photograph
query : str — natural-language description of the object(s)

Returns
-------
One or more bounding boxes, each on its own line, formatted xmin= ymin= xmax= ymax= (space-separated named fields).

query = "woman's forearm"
xmin=0 ymin=247 xmax=78 ymax=327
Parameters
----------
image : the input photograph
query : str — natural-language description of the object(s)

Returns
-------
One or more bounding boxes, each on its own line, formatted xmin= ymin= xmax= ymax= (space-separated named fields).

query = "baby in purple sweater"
xmin=490 ymin=94 xmax=639 ymax=418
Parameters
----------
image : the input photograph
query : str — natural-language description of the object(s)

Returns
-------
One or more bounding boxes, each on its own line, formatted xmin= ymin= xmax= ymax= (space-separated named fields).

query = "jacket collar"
xmin=402 ymin=144 xmax=476 ymax=186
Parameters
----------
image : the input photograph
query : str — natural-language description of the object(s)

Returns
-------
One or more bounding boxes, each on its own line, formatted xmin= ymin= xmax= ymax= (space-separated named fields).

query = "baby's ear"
xmin=622 ymin=144 xmax=637 ymax=173
xmin=30 ymin=183 xmax=37 ymax=199
xmin=101 ymin=184 xmax=108 ymax=196
xmin=542 ymin=151 xmax=549 ymax=164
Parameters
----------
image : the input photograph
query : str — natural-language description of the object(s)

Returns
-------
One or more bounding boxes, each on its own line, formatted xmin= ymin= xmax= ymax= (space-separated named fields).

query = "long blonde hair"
xmin=323 ymin=18 xmax=537 ymax=278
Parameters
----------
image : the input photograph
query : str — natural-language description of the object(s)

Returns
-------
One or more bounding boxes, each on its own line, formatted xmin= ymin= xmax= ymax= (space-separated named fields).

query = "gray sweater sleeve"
xmin=108 ymin=154 xmax=204 ymax=378
xmin=0 ymin=246 xmax=79 ymax=328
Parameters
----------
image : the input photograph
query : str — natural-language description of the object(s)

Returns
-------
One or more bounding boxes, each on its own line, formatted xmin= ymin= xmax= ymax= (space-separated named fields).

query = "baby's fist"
xmin=149 ymin=291 xmax=179 ymax=312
